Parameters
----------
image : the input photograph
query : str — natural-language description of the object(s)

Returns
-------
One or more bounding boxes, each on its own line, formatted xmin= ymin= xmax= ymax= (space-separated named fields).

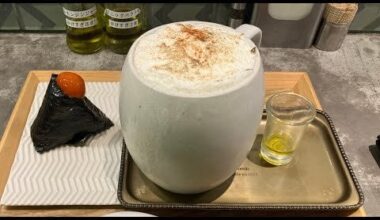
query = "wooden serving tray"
xmin=0 ymin=71 xmax=366 ymax=217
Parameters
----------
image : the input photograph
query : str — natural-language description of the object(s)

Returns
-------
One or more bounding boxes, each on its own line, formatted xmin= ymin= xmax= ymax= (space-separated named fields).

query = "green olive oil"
xmin=63 ymin=3 xmax=104 ymax=54
xmin=104 ymin=3 xmax=146 ymax=54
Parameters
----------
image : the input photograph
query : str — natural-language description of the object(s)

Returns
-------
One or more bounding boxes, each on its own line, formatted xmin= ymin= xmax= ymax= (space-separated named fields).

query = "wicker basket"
xmin=323 ymin=3 xmax=358 ymax=25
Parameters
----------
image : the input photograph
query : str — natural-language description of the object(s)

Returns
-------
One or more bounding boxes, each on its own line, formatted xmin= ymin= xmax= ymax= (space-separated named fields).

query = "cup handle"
xmin=235 ymin=24 xmax=262 ymax=48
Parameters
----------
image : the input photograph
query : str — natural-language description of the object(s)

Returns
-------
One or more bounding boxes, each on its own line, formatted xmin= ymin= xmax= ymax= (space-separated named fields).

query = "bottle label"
xmin=105 ymin=8 xmax=140 ymax=19
xmin=66 ymin=18 xmax=98 ymax=28
xmin=63 ymin=6 xmax=97 ymax=19
xmin=109 ymin=19 xmax=139 ymax=29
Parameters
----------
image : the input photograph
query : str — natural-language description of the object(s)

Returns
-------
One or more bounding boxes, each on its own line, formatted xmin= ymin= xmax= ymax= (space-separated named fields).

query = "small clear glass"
xmin=260 ymin=92 xmax=316 ymax=166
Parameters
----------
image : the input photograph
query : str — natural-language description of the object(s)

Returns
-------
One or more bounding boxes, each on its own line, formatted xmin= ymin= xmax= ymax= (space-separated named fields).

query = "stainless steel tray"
xmin=117 ymin=110 xmax=363 ymax=214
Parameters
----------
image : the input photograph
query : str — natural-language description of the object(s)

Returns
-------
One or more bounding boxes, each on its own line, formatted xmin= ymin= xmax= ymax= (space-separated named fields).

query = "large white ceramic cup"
xmin=120 ymin=21 xmax=264 ymax=194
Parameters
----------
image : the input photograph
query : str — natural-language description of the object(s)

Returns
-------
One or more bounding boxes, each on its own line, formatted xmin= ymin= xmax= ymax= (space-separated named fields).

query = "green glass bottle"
xmin=63 ymin=3 xmax=104 ymax=54
xmin=104 ymin=3 xmax=147 ymax=54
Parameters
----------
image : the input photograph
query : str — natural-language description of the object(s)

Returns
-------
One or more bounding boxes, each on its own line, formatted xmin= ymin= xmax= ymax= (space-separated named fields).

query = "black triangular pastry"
xmin=31 ymin=74 xmax=114 ymax=153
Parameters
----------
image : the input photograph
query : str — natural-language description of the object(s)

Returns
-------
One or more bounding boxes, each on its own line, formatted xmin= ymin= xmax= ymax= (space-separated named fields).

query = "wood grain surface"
xmin=0 ymin=71 xmax=365 ymax=217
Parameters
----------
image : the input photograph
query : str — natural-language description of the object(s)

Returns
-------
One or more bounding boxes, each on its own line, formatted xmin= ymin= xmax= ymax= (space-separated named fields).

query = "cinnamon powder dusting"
xmin=180 ymin=24 xmax=210 ymax=42
xmin=152 ymin=24 xmax=239 ymax=81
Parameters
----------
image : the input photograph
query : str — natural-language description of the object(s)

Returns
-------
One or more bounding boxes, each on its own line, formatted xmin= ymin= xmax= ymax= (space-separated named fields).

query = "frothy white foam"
xmin=132 ymin=21 xmax=258 ymax=97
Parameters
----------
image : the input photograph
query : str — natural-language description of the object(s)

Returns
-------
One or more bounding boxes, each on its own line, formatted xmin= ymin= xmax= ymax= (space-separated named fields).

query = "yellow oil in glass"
xmin=264 ymin=133 xmax=295 ymax=154
xmin=260 ymin=133 xmax=296 ymax=166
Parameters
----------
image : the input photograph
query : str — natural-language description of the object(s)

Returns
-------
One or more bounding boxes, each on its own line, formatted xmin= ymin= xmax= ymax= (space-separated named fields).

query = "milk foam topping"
xmin=132 ymin=21 xmax=258 ymax=97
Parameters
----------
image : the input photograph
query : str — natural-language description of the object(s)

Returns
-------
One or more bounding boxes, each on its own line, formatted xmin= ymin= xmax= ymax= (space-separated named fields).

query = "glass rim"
xmin=266 ymin=92 xmax=316 ymax=126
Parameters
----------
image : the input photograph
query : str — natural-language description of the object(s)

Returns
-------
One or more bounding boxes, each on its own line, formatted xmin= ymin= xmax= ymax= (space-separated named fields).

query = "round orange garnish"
xmin=56 ymin=72 xmax=85 ymax=98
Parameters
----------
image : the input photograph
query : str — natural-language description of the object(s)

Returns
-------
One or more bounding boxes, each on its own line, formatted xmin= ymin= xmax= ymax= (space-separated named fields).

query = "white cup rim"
xmin=125 ymin=20 xmax=262 ymax=99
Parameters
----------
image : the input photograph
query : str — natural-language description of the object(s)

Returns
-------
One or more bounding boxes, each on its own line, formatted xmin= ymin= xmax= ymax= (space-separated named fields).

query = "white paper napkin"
xmin=1 ymin=82 xmax=123 ymax=205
